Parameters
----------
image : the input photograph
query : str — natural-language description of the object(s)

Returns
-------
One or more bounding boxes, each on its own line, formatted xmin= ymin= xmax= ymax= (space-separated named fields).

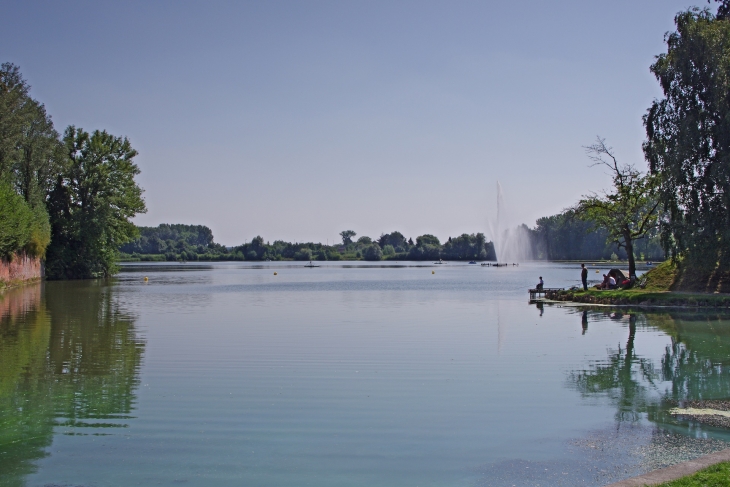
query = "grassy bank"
xmin=547 ymin=261 xmax=730 ymax=308
xmin=655 ymin=461 xmax=730 ymax=486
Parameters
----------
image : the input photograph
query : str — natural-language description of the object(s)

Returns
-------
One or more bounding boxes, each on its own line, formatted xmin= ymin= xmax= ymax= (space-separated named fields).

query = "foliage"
xmin=441 ymin=233 xmax=490 ymax=260
xmin=120 ymin=224 xmax=214 ymax=255
xmin=535 ymin=208 xmax=658 ymax=262
xmin=339 ymin=230 xmax=356 ymax=245
xmin=46 ymin=127 xmax=146 ymax=279
xmin=643 ymin=7 xmax=730 ymax=282
xmin=416 ymin=234 xmax=440 ymax=247
xmin=0 ymin=181 xmax=49 ymax=259
xmin=0 ymin=63 xmax=57 ymax=260
xmin=0 ymin=182 xmax=34 ymax=258
xmin=576 ymin=138 xmax=660 ymax=278
xmin=363 ymin=243 xmax=383 ymax=261
xmin=378 ymin=231 xmax=408 ymax=252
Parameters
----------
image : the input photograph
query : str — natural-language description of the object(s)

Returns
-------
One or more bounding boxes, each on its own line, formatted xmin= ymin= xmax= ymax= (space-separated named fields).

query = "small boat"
xmin=304 ymin=261 xmax=319 ymax=268
xmin=468 ymin=261 xmax=477 ymax=264
xmin=433 ymin=259 xmax=446 ymax=264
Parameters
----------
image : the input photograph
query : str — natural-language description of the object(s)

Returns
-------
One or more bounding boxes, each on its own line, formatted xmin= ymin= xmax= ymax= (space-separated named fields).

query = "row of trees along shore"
xmin=0 ymin=63 xmax=146 ymax=279
xmin=120 ymin=228 xmax=497 ymax=262
xmin=120 ymin=221 xmax=663 ymax=264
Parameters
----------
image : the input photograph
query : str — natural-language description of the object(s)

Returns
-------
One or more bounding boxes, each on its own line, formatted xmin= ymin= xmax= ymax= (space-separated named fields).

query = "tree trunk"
xmin=624 ymin=231 xmax=636 ymax=279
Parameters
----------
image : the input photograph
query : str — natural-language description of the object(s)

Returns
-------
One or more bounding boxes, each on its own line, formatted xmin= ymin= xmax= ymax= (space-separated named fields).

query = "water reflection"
xmin=0 ymin=282 xmax=144 ymax=486
xmin=567 ymin=307 xmax=730 ymax=431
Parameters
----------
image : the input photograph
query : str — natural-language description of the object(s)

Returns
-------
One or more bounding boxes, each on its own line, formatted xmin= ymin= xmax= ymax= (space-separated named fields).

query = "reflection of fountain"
xmin=487 ymin=182 xmax=534 ymax=263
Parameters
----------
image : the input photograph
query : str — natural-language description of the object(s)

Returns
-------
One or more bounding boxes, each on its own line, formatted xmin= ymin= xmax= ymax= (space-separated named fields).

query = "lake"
xmin=1 ymin=261 xmax=729 ymax=487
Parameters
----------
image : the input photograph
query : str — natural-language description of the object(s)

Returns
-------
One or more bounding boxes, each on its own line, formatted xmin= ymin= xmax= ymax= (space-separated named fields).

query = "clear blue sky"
xmin=3 ymin=0 xmax=696 ymax=245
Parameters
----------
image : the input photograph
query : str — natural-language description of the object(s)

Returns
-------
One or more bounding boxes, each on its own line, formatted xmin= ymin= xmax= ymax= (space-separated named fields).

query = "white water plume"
xmin=487 ymin=182 xmax=535 ymax=263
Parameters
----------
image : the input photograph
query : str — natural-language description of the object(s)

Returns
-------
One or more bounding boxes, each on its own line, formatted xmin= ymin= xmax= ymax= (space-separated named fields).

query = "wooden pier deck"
xmin=528 ymin=288 xmax=563 ymax=300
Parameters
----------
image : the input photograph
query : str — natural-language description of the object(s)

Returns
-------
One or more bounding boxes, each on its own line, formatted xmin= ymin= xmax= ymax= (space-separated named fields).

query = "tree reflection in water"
xmin=568 ymin=308 xmax=730 ymax=429
xmin=0 ymin=281 xmax=144 ymax=486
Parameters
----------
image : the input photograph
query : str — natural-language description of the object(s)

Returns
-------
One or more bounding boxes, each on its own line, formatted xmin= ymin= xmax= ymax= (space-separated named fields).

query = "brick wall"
xmin=0 ymin=253 xmax=43 ymax=286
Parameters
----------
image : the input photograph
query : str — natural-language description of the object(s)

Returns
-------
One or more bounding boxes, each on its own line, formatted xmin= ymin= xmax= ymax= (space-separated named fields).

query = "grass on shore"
xmin=551 ymin=261 xmax=730 ymax=307
xmin=654 ymin=461 xmax=730 ymax=486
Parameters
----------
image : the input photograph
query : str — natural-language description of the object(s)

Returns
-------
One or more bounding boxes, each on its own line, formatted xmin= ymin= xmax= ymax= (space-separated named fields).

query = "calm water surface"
xmin=1 ymin=262 xmax=729 ymax=486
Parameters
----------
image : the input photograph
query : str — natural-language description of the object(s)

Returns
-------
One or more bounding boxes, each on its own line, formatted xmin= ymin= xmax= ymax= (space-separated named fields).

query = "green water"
xmin=1 ymin=262 xmax=729 ymax=486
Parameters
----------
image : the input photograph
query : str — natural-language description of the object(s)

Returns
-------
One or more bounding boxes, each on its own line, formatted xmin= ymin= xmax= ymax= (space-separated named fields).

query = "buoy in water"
xmin=432 ymin=270 xmax=435 ymax=274
xmin=144 ymin=277 xmax=148 ymax=281
xmin=596 ymin=270 xmax=599 ymax=273
xmin=274 ymin=272 xmax=278 ymax=275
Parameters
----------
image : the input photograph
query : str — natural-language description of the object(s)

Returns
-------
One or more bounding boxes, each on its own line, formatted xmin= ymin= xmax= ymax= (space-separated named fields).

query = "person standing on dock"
xmin=581 ymin=264 xmax=588 ymax=291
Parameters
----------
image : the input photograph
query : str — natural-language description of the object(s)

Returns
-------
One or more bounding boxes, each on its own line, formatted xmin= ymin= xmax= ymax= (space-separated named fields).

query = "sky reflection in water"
xmin=1 ymin=262 xmax=729 ymax=487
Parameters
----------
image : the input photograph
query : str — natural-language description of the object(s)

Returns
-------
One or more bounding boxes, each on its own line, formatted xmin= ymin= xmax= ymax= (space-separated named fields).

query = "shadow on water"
xmin=0 ymin=281 xmax=144 ymax=487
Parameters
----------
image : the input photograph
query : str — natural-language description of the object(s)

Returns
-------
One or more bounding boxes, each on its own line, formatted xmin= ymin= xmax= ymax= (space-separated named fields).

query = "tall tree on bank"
xmin=0 ymin=63 xmax=58 ymax=259
xmin=576 ymin=138 xmax=660 ymax=279
xmin=644 ymin=6 xmax=730 ymax=287
xmin=46 ymin=127 xmax=146 ymax=279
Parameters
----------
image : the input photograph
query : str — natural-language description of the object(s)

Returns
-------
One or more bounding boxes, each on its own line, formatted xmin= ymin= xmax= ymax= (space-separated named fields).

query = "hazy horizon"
xmin=3 ymin=0 xmax=693 ymax=245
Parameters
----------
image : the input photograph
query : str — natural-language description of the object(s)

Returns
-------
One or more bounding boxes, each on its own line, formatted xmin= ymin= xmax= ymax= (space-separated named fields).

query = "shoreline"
xmin=604 ymin=449 xmax=730 ymax=487
xmin=545 ymin=289 xmax=730 ymax=309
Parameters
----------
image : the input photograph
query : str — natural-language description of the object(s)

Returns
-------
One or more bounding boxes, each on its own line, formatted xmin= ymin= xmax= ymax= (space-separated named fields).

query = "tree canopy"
xmin=577 ymin=138 xmax=660 ymax=278
xmin=0 ymin=63 xmax=57 ymax=259
xmin=45 ymin=127 xmax=146 ymax=279
xmin=644 ymin=6 xmax=730 ymax=288
xmin=339 ymin=230 xmax=356 ymax=245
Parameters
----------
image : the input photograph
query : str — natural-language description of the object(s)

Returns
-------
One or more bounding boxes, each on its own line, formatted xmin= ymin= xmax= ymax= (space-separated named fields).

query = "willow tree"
xmin=577 ymin=138 xmax=660 ymax=279
xmin=643 ymin=6 xmax=730 ymax=281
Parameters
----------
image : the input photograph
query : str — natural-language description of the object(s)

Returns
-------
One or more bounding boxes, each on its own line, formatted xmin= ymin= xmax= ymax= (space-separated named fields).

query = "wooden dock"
xmin=528 ymin=288 xmax=563 ymax=300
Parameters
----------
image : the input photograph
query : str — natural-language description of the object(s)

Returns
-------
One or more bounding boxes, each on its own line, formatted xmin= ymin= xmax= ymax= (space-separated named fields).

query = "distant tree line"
xmin=121 ymin=219 xmax=667 ymax=264
xmin=531 ymin=210 xmax=664 ymax=262
xmin=120 ymin=228 xmax=497 ymax=262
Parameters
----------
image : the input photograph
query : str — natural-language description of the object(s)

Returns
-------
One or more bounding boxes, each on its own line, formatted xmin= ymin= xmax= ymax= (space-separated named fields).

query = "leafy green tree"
xmin=294 ymin=248 xmax=312 ymax=261
xmin=0 ymin=63 xmax=57 ymax=259
xmin=356 ymin=236 xmax=372 ymax=245
xmin=363 ymin=243 xmax=382 ymax=261
xmin=340 ymin=230 xmax=356 ymax=245
xmin=378 ymin=231 xmax=408 ymax=252
xmin=0 ymin=182 xmax=34 ymax=258
xmin=45 ymin=127 xmax=146 ymax=279
xmin=577 ymin=138 xmax=660 ymax=279
xmin=441 ymin=233 xmax=489 ymax=260
xmin=416 ymin=234 xmax=440 ymax=247
xmin=643 ymin=6 xmax=730 ymax=283
xmin=0 ymin=63 xmax=29 ymax=177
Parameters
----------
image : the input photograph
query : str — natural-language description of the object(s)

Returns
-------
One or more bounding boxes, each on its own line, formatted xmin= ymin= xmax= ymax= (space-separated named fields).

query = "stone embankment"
xmin=0 ymin=253 xmax=43 ymax=289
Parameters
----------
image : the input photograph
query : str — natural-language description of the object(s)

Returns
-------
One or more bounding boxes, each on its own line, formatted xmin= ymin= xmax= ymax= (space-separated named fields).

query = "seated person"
xmin=608 ymin=275 xmax=617 ymax=289
xmin=536 ymin=276 xmax=544 ymax=290
xmin=596 ymin=274 xmax=610 ymax=290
